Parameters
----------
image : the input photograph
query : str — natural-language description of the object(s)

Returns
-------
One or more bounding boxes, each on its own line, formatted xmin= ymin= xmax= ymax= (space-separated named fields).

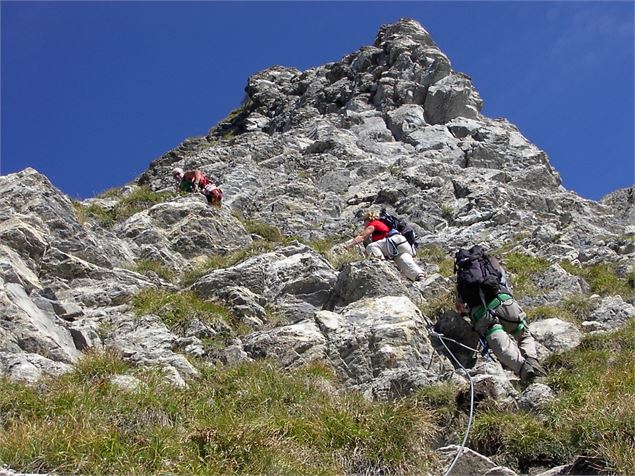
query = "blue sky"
xmin=2 ymin=1 xmax=633 ymax=201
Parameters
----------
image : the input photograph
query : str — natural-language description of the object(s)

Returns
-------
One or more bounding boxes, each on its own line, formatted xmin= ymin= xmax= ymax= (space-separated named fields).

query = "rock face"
xmin=241 ymin=295 xmax=454 ymax=399
xmin=0 ymin=17 xmax=633 ymax=475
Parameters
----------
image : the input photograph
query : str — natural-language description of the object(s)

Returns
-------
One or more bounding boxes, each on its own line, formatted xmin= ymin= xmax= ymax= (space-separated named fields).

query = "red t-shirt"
xmin=368 ymin=220 xmax=390 ymax=241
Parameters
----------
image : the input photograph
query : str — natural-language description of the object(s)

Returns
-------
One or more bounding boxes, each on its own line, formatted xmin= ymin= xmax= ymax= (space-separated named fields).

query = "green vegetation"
xmin=417 ymin=244 xmax=454 ymax=277
xmin=526 ymin=294 xmax=597 ymax=325
xmin=97 ymin=187 xmax=124 ymax=199
xmin=561 ymin=261 xmax=633 ymax=299
xmin=242 ymin=219 xmax=285 ymax=242
xmin=415 ymin=382 xmax=462 ymax=428
xmin=419 ymin=291 xmax=455 ymax=319
xmin=131 ymin=289 xmax=239 ymax=336
xmin=440 ymin=205 xmax=454 ymax=221
xmin=0 ymin=357 xmax=440 ymax=475
xmin=328 ymin=247 xmax=365 ymax=270
xmin=468 ymin=321 xmax=635 ymax=474
xmin=1 ymin=319 xmax=632 ymax=475
xmin=299 ymin=236 xmax=363 ymax=270
xmin=490 ymin=233 xmax=529 ymax=256
xmin=128 ymin=259 xmax=176 ymax=282
xmin=179 ymin=241 xmax=280 ymax=287
xmin=73 ymin=186 xmax=172 ymax=227
xmin=178 ymin=219 xmax=288 ymax=286
xmin=502 ymin=252 xmax=550 ymax=299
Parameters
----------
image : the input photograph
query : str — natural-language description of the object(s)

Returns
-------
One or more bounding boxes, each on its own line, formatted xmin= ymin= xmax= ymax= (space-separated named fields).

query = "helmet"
xmin=172 ymin=167 xmax=184 ymax=178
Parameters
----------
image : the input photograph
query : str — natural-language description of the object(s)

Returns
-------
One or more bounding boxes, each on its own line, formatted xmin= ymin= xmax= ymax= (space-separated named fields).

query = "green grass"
xmin=128 ymin=259 xmax=176 ymax=282
xmin=131 ymin=289 xmax=238 ymax=336
xmin=502 ymin=252 xmax=550 ymax=299
xmin=242 ymin=219 xmax=285 ymax=242
xmin=73 ymin=186 xmax=172 ymax=227
xmin=419 ymin=291 xmax=455 ymax=319
xmin=177 ymin=218 xmax=290 ymax=286
xmin=0 ymin=357 xmax=441 ymax=475
xmin=526 ymin=294 xmax=597 ymax=325
xmin=2 ymin=324 xmax=632 ymax=475
xmin=467 ymin=321 xmax=635 ymax=474
xmin=179 ymin=233 xmax=355 ymax=287
xmin=297 ymin=236 xmax=363 ymax=270
xmin=417 ymin=244 xmax=454 ymax=277
xmin=440 ymin=205 xmax=454 ymax=221
xmin=97 ymin=187 xmax=124 ymax=199
xmin=561 ymin=261 xmax=633 ymax=299
xmin=179 ymin=241 xmax=280 ymax=287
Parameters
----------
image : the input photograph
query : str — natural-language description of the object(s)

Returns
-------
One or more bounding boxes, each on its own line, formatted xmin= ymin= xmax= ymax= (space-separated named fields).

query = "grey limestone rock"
xmin=110 ymin=374 xmax=144 ymax=392
xmin=437 ymin=445 xmax=517 ymax=476
xmin=600 ymin=186 xmax=635 ymax=223
xmin=518 ymin=383 xmax=556 ymax=413
xmin=582 ymin=295 xmax=635 ymax=332
xmin=103 ymin=314 xmax=199 ymax=384
xmin=119 ymin=195 xmax=252 ymax=261
xmin=324 ymin=259 xmax=420 ymax=310
xmin=191 ymin=243 xmax=338 ymax=322
xmin=0 ymin=19 xmax=631 ymax=476
xmin=530 ymin=318 xmax=582 ymax=355
xmin=240 ymin=295 xmax=453 ymax=396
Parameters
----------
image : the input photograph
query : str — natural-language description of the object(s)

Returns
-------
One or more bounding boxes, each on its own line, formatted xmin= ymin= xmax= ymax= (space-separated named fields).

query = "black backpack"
xmin=454 ymin=245 xmax=504 ymax=307
xmin=379 ymin=208 xmax=419 ymax=250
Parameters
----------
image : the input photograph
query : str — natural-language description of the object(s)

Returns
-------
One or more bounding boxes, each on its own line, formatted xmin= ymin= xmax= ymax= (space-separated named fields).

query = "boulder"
xmin=191 ymin=244 xmax=337 ymax=322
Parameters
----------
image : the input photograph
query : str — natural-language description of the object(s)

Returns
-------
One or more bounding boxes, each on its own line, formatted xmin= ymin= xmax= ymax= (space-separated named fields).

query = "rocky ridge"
xmin=1 ymin=18 xmax=633 ymax=475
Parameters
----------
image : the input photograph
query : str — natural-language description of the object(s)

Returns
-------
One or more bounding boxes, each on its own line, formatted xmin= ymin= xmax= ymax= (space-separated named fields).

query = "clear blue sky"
xmin=2 ymin=1 xmax=633 ymax=201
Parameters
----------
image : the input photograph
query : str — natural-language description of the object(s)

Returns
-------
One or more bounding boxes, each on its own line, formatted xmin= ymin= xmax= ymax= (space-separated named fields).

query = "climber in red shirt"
xmin=172 ymin=167 xmax=223 ymax=207
xmin=344 ymin=210 xmax=424 ymax=281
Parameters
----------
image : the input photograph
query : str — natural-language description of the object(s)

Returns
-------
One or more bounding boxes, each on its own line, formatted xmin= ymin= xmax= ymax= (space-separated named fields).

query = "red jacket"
xmin=368 ymin=220 xmax=390 ymax=241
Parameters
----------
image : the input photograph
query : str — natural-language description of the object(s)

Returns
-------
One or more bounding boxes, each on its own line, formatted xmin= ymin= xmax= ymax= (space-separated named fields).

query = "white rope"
xmin=428 ymin=331 xmax=481 ymax=354
xmin=427 ymin=328 xmax=476 ymax=476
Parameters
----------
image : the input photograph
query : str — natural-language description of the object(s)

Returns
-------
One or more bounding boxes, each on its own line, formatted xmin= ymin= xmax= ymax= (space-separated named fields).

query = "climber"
xmin=172 ymin=167 xmax=212 ymax=193
xmin=172 ymin=167 xmax=223 ymax=207
xmin=454 ymin=245 xmax=546 ymax=384
xmin=344 ymin=209 xmax=424 ymax=281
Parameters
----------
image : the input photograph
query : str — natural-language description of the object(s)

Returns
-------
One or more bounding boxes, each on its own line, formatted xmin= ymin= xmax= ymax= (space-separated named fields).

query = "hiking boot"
xmin=525 ymin=357 xmax=547 ymax=377
xmin=520 ymin=357 xmax=546 ymax=384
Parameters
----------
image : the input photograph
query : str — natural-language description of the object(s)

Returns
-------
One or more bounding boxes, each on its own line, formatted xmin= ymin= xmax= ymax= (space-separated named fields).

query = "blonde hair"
xmin=364 ymin=210 xmax=380 ymax=222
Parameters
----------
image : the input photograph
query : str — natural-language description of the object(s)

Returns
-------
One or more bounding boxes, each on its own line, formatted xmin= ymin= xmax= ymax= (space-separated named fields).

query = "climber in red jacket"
xmin=172 ymin=167 xmax=223 ymax=207
xmin=344 ymin=210 xmax=424 ymax=281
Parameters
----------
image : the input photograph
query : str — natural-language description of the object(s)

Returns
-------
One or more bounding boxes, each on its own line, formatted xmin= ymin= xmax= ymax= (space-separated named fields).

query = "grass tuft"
xmin=501 ymin=252 xmax=550 ymax=299
xmin=419 ymin=291 xmax=455 ymax=320
xmin=179 ymin=241 xmax=280 ymax=287
xmin=128 ymin=259 xmax=176 ymax=282
xmin=561 ymin=261 xmax=633 ymax=299
xmin=131 ymin=289 xmax=236 ymax=336
xmin=526 ymin=294 xmax=597 ymax=325
xmin=243 ymin=219 xmax=285 ymax=242
xmin=417 ymin=244 xmax=454 ymax=277
xmin=73 ymin=186 xmax=172 ymax=227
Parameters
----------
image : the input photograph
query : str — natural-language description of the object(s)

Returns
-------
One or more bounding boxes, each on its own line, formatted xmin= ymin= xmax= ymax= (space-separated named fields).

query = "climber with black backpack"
xmin=379 ymin=208 xmax=419 ymax=255
xmin=454 ymin=245 xmax=546 ymax=384
xmin=344 ymin=209 xmax=425 ymax=281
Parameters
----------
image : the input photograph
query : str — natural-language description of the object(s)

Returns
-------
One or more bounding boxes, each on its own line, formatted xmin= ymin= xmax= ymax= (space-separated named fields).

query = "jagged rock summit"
xmin=1 ymin=18 xmax=633 ymax=476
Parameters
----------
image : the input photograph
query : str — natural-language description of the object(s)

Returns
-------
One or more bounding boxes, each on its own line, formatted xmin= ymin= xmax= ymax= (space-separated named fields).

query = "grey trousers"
xmin=365 ymin=237 xmax=423 ymax=281
xmin=472 ymin=298 xmax=538 ymax=375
